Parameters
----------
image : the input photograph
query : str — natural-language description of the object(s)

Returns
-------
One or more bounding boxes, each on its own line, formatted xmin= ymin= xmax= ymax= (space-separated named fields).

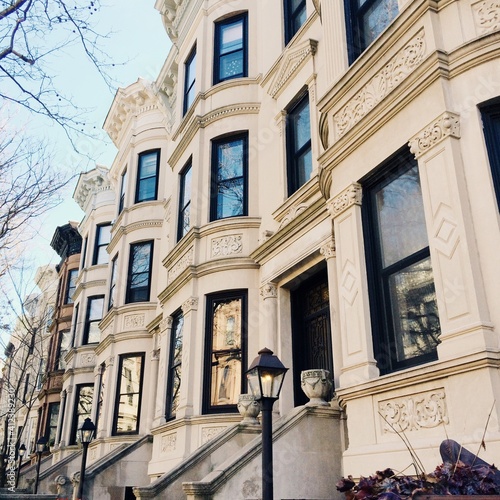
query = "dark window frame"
xmin=112 ymin=352 xmax=145 ymax=436
xmin=108 ymin=254 xmax=118 ymax=310
xmin=166 ymin=310 xmax=184 ymax=420
xmin=45 ymin=402 xmax=60 ymax=447
xmin=119 ymin=169 xmax=127 ymax=214
xmin=213 ymin=12 xmax=248 ymax=85
xmin=345 ymin=0 xmax=399 ymax=64
xmin=135 ymin=149 xmax=160 ymax=203
xmin=210 ymin=132 xmax=249 ymax=222
xmin=70 ymin=384 xmax=94 ymax=445
xmin=480 ymin=99 xmax=500 ymax=211
xmin=64 ymin=268 xmax=78 ymax=305
xmin=286 ymin=91 xmax=312 ymax=196
xmin=92 ymin=223 xmax=112 ymax=266
xmin=362 ymin=147 xmax=441 ymax=375
xmin=284 ymin=0 xmax=307 ymax=45
xmin=56 ymin=329 xmax=71 ymax=370
xmin=177 ymin=159 xmax=193 ymax=241
xmin=183 ymin=45 xmax=197 ymax=115
xmin=80 ymin=236 xmax=88 ymax=270
xmin=125 ymin=241 xmax=154 ymax=304
xmin=82 ymin=295 xmax=104 ymax=345
xmin=203 ymin=289 xmax=247 ymax=414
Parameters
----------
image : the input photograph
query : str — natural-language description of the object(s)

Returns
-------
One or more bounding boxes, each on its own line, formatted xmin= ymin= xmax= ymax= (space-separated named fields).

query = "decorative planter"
xmin=301 ymin=369 xmax=333 ymax=406
xmin=237 ymin=394 xmax=261 ymax=424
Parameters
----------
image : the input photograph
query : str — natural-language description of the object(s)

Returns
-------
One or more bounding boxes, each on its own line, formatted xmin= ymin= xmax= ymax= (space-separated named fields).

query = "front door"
xmin=291 ymin=269 xmax=334 ymax=406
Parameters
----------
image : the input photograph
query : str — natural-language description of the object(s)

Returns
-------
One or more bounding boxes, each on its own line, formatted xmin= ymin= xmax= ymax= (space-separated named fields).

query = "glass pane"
xmin=181 ymin=165 xmax=192 ymax=205
xmin=220 ymin=51 xmax=243 ymax=80
xmin=96 ymin=246 xmax=109 ymax=265
xmin=211 ymin=353 xmax=241 ymax=406
xmin=139 ymin=152 xmax=158 ymax=179
xmin=138 ymin=176 xmax=156 ymax=201
xmin=362 ymin=0 xmax=399 ymax=47
xmin=186 ymin=53 xmax=196 ymax=87
xmin=217 ymin=178 xmax=244 ymax=218
xmin=116 ymin=393 xmax=140 ymax=433
xmin=297 ymin=149 xmax=312 ymax=187
xmin=89 ymin=298 xmax=104 ymax=321
xmin=98 ymin=225 xmax=112 ymax=245
xmin=388 ymin=257 xmax=441 ymax=363
xmin=119 ymin=356 xmax=143 ymax=394
xmin=87 ymin=322 xmax=101 ymax=343
xmin=217 ymin=140 xmax=243 ymax=180
xmin=376 ymin=164 xmax=428 ymax=268
xmin=132 ymin=244 xmax=151 ymax=274
xmin=221 ymin=21 xmax=243 ymax=53
xmin=168 ymin=315 xmax=183 ymax=418
xmin=180 ymin=205 xmax=190 ymax=237
xmin=75 ymin=386 xmax=93 ymax=443
xmin=186 ymin=86 xmax=196 ymax=110
xmin=293 ymin=100 xmax=311 ymax=150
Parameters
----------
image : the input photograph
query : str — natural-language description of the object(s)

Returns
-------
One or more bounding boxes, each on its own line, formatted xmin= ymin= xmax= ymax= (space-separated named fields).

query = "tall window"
xmin=210 ymin=133 xmax=248 ymax=221
xmin=83 ymin=296 xmax=104 ymax=344
xmin=286 ymin=92 xmax=312 ymax=196
xmin=56 ymin=330 xmax=71 ymax=370
xmin=214 ymin=13 xmax=247 ymax=84
xmin=126 ymin=241 xmax=153 ymax=303
xmin=71 ymin=384 xmax=93 ymax=444
xmin=108 ymin=255 xmax=118 ymax=310
xmin=363 ymin=149 xmax=441 ymax=374
xmin=177 ymin=161 xmax=192 ymax=241
xmin=345 ymin=0 xmax=399 ymax=63
xmin=64 ymin=268 xmax=78 ymax=304
xmin=135 ymin=150 xmax=160 ymax=203
xmin=284 ymin=0 xmax=307 ymax=44
xmin=80 ymin=236 xmax=88 ymax=270
xmin=45 ymin=402 xmax=60 ymax=447
xmin=480 ymin=101 xmax=500 ymax=211
xmin=119 ymin=169 xmax=127 ymax=214
xmin=113 ymin=353 xmax=144 ymax=435
xmin=203 ymin=290 xmax=246 ymax=413
xmin=183 ymin=46 xmax=196 ymax=115
xmin=92 ymin=223 xmax=112 ymax=265
xmin=166 ymin=311 xmax=184 ymax=420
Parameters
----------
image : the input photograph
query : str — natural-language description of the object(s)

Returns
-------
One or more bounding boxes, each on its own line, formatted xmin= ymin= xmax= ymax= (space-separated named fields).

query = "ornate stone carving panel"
xmin=124 ymin=314 xmax=145 ymax=329
xmin=320 ymin=238 xmax=336 ymax=259
xmin=211 ymin=234 xmax=243 ymax=257
xmin=79 ymin=353 xmax=96 ymax=367
xmin=260 ymin=283 xmax=278 ymax=299
xmin=168 ymin=247 xmax=194 ymax=283
xmin=326 ymin=183 xmax=362 ymax=219
xmin=161 ymin=433 xmax=177 ymax=454
xmin=201 ymin=426 xmax=225 ymax=444
xmin=378 ymin=390 xmax=449 ymax=433
xmin=334 ymin=30 xmax=426 ymax=140
xmin=472 ymin=0 xmax=500 ymax=34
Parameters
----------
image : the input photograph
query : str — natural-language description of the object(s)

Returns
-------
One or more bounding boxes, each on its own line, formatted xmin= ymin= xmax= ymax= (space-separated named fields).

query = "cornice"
xmin=108 ymin=218 xmax=163 ymax=254
xmin=95 ymin=330 xmax=153 ymax=355
xmin=168 ymin=102 xmax=261 ymax=168
xmin=73 ymin=166 xmax=111 ymax=211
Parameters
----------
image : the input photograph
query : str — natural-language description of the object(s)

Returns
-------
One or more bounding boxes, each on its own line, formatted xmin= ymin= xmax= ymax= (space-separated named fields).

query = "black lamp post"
xmin=34 ymin=437 xmax=47 ymax=494
xmin=246 ymin=348 xmax=288 ymax=500
xmin=15 ymin=443 xmax=26 ymax=488
xmin=77 ymin=417 xmax=96 ymax=500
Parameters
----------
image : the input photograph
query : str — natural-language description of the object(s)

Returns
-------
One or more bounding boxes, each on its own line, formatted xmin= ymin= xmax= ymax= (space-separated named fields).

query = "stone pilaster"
xmin=54 ymin=390 xmax=66 ymax=447
xmin=409 ymin=112 xmax=494 ymax=359
xmin=259 ymin=282 xmax=278 ymax=351
xmin=326 ymin=183 xmax=379 ymax=386
xmin=153 ymin=316 xmax=173 ymax=426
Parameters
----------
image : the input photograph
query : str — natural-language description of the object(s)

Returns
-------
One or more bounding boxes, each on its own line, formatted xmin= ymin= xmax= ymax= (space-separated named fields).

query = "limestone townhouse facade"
xmin=13 ymin=0 xmax=500 ymax=498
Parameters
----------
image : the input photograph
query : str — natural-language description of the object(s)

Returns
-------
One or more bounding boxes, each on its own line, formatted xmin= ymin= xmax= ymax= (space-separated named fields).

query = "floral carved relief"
xmin=168 ymin=247 xmax=194 ymax=283
xmin=326 ymin=183 xmax=362 ymax=219
xmin=334 ymin=30 xmax=426 ymax=140
xmin=472 ymin=0 xmax=500 ymax=34
xmin=201 ymin=426 xmax=225 ymax=444
xmin=124 ymin=314 xmax=145 ymax=329
xmin=378 ymin=390 xmax=449 ymax=433
xmin=211 ymin=235 xmax=243 ymax=257
xmin=161 ymin=433 xmax=177 ymax=454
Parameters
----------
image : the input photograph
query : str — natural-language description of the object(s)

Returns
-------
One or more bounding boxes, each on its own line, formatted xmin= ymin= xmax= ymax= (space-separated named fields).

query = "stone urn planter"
xmin=237 ymin=394 xmax=261 ymax=424
xmin=301 ymin=369 xmax=333 ymax=406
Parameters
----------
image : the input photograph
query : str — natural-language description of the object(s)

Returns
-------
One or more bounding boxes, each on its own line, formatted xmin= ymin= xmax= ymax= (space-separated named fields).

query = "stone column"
xmin=153 ymin=316 xmax=172 ymax=427
xmin=409 ymin=112 xmax=494 ymax=359
xmin=54 ymin=389 xmax=66 ymax=447
xmin=146 ymin=341 xmax=160 ymax=431
xmin=60 ymin=385 xmax=73 ymax=447
xmin=320 ymin=237 xmax=341 ymax=388
xmin=326 ymin=183 xmax=379 ymax=386
xmin=176 ymin=297 xmax=199 ymax=418
xmin=91 ymin=364 xmax=103 ymax=425
xmin=259 ymin=283 xmax=278 ymax=351
xmin=96 ymin=356 xmax=114 ymax=439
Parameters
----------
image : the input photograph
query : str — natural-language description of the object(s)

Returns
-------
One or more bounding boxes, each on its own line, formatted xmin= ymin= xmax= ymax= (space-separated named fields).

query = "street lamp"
xmin=77 ymin=417 xmax=96 ymax=500
xmin=246 ymin=347 xmax=288 ymax=500
xmin=15 ymin=443 xmax=26 ymax=488
xmin=34 ymin=436 xmax=47 ymax=494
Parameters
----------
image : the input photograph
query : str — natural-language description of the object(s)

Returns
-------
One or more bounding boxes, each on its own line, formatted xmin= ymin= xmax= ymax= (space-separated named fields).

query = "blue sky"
xmin=30 ymin=2 xmax=171 ymax=266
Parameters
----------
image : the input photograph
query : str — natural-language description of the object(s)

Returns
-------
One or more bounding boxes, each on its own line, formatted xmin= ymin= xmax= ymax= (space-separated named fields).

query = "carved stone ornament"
xmin=237 ymin=394 xmax=261 ymax=424
xmin=182 ymin=296 xmax=199 ymax=314
xmin=326 ymin=183 xmax=362 ymax=219
xmin=378 ymin=390 xmax=449 ymax=433
xmin=161 ymin=433 xmax=177 ymax=454
xmin=80 ymin=353 xmax=96 ymax=366
xmin=320 ymin=238 xmax=336 ymax=259
xmin=211 ymin=234 xmax=243 ymax=257
xmin=334 ymin=30 xmax=426 ymax=140
xmin=408 ymin=112 xmax=460 ymax=159
xmin=160 ymin=316 xmax=173 ymax=333
xmin=319 ymin=112 xmax=329 ymax=150
xmin=201 ymin=426 xmax=225 ymax=444
xmin=301 ymin=369 xmax=333 ymax=406
xmin=278 ymin=203 xmax=309 ymax=230
xmin=260 ymin=283 xmax=278 ymax=299
xmin=168 ymin=247 xmax=194 ymax=283
xmin=124 ymin=314 xmax=145 ymax=329
xmin=472 ymin=0 xmax=500 ymax=34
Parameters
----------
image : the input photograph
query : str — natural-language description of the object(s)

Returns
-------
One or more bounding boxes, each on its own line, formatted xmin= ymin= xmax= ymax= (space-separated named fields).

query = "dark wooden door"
xmin=291 ymin=270 xmax=334 ymax=406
